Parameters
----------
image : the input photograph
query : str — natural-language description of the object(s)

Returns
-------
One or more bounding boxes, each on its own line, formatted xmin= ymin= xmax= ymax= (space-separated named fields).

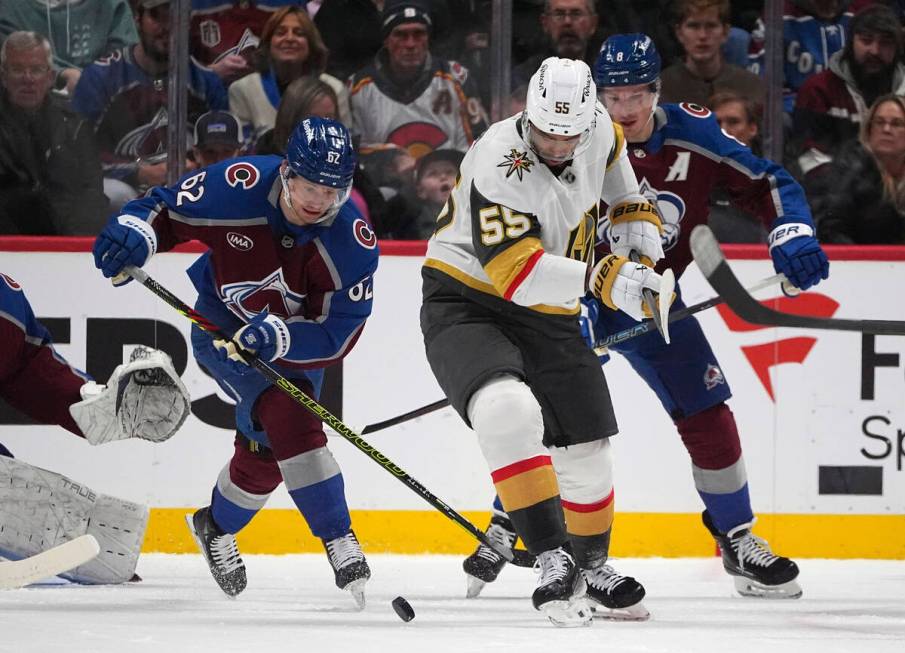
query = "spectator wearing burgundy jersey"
xmin=793 ymin=4 xmax=905 ymax=180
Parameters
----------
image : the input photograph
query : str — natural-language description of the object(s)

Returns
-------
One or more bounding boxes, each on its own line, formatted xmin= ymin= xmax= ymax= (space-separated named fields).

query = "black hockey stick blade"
xmin=690 ymin=225 xmax=905 ymax=335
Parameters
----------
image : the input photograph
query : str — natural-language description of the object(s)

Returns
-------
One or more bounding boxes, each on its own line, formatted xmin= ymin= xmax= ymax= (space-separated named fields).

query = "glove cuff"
xmin=768 ymin=222 xmax=813 ymax=252
xmin=262 ymin=313 xmax=291 ymax=361
xmin=116 ymin=214 xmax=158 ymax=261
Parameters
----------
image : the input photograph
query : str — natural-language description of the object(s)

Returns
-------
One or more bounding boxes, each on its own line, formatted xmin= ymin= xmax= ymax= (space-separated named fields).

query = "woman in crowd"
xmin=811 ymin=93 xmax=905 ymax=244
xmin=228 ymin=6 xmax=350 ymax=145
xmin=255 ymin=77 xmax=339 ymax=155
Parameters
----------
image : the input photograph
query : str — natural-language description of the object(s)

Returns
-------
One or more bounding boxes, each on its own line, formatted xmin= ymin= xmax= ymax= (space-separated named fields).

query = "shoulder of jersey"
xmin=209 ymin=155 xmax=280 ymax=193
xmin=0 ymin=272 xmax=23 ymax=294
xmin=661 ymin=102 xmax=724 ymax=148
xmin=327 ymin=202 xmax=380 ymax=256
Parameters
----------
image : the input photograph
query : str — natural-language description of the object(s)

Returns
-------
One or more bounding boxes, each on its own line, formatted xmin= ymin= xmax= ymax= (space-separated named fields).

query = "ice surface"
xmin=1 ymin=555 xmax=903 ymax=653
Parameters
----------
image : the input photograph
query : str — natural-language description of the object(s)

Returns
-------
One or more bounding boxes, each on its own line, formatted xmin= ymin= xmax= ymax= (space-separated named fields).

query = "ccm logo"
xmin=227 ymin=232 xmax=254 ymax=251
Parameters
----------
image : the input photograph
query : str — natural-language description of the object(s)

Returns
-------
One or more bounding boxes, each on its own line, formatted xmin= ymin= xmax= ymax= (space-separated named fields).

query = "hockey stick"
xmin=594 ymin=272 xmax=789 ymax=351
xmin=122 ymin=266 xmax=529 ymax=566
xmin=359 ymin=271 xmax=791 ymax=431
xmin=630 ymin=250 xmax=674 ymax=344
xmin=690 ymin=225 xmax=905 ymax=335
xmin=0 ymin=535 xmax=100 ymax=590
xmin=361 ymin=398 xmax=451 ymax=435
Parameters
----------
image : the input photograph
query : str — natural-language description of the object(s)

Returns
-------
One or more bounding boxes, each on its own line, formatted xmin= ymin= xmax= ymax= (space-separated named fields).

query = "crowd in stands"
xmin=2 ymin=0 xmax=905 ymax=244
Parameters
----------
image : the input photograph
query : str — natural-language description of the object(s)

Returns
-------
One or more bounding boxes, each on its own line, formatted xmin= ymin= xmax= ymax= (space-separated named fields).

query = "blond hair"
xmin=861 ymin=93 xmax=905 ymax=213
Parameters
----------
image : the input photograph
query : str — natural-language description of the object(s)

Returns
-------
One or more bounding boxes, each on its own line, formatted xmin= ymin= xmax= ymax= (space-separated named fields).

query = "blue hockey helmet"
xmin=595 ymin=33 xmax=661 ymax=88
xmin=286 ymin=116 xmax=356 ymax=189
xmin=283 ymin=117 xmax=356 ymax=223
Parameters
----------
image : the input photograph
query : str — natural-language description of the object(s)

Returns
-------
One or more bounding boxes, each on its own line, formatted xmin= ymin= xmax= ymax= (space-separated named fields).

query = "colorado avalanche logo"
xmin=0 ymin=273 xmax=22 ymax=291
xmin=225 ymin=162 xmax=260 ymax=190
xmin=353 ymin=218 xmax=377 ymax=250
xmin=220 ymin=269 xmax=305 ymax=320
xmin=703 ymin=364 xmax=725 ymax=390
xmin=598 ymin=177 xmax=686 ymax=252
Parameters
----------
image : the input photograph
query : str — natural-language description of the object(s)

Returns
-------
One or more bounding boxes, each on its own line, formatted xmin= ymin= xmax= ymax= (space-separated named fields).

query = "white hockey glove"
xmin=588 ymin=254 xmax=675 ymax=322
xmin=608 ymin=199 xmax=664 ymax=266
xmin=69 ymin=346 xmax=191 ymax=445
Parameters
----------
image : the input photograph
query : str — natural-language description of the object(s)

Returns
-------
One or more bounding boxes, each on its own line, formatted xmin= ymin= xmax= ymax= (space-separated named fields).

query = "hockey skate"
xmin=185 ymin=507 xmax=247 ymax=598
xmin=323 ymin=530 xmax=371 ymax=610
xmin=462 ymin=514 xmax=518 ymax=598
xmin=584 ymin=564 xmax=650 ymax=620
xmin=703 ymin=511 xmax=802 ymax=599
xmin=532 ymin=547 xmax=592 ymax=627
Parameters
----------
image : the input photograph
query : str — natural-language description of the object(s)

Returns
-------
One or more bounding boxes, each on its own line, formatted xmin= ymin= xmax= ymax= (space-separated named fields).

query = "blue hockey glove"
xmin=213 ymin=311 xmax=291 ymax=370
xmin=579 ymin=296 xmax=610 ymax=366
xmin=768 ymin=223 xmax=829 ymax=291
xmin=92 ymin=216 xmax=157 ymax=286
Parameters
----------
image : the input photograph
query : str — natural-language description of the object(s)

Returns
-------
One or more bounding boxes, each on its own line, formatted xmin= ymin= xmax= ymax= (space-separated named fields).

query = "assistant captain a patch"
xmin=703 ymin=363 xmax=725 ymax=390
xmin=497 ymin=148 xmax=535 ymax=181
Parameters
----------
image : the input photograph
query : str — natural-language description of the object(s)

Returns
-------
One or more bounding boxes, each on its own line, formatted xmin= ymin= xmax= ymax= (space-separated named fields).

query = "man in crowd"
xmin=0 ymin=31 xmax=107 ymax=235
xmin=193 ymin=110 xmax=242 ymax=168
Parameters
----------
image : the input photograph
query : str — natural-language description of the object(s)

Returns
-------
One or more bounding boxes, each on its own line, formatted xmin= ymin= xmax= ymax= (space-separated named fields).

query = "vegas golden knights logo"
xmin=565 ymin=204 xmax=598 ymax=263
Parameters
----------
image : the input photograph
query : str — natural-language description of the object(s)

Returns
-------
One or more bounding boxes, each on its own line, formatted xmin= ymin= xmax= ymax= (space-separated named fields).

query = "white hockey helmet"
xmin=521 ymin=57 xmax=597 ymax=162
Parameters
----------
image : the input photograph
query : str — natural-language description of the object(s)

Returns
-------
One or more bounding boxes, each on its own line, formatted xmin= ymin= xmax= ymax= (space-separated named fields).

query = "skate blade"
xmin=465 ymin=574 xmax=486 ymax=599
xmin=733 ymin=576 xmax=802 ymax=599
xmin=346 ymin=578 xmax=367 ymax=610
xmin=590 ymin=600 xmax=651 ymax=621
xmin=539 ymin=597 xmax=593 ymax=628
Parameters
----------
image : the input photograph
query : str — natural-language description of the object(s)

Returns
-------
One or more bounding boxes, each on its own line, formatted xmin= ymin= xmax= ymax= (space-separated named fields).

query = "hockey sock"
xmin=281 ymin=448 xmax=352 ymax=541
xmin=677 ymin=403 xmax=754 ymax=533
xmin=209 ymin=439 xmax=282 ymax=534
xmin=492 ymin=455 xmax=567 ymax=553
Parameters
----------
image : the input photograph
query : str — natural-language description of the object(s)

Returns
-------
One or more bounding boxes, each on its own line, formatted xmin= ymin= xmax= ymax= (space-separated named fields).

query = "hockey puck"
xmin=391 ymin=596 xmax=415 ymax=622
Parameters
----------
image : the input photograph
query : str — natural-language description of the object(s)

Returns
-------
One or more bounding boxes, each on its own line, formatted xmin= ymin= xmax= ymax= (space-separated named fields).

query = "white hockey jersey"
xmin=423 ymin=107 xmax=642 ymax=316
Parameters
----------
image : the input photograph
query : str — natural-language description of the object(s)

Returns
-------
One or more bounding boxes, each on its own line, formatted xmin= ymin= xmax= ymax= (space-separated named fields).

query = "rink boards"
xmin=1 ymin=239 xmax=903 ymax=558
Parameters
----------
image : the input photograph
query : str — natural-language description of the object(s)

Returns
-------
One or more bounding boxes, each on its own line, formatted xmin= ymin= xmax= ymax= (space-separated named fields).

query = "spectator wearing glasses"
xmin=659 ymin=0 xmax=764 ymax=110
xmin=0 ymin=0 xmax=138 ymax=95
xmin=0 ymin=31 xmax=107 ymax=235
xmin=811 ymin=93 xmax=905 ymax=244
xmin=793 ymin=4 xmax=905 ymax=181
xmin=511 ymin=0 xmax=602 ymax=110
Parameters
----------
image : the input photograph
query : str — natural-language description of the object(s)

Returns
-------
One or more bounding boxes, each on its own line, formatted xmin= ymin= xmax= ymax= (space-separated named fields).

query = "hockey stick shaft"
xmin=595 ymin=272 xmax=788 ymax=349
xmin=0 ymin=535 xmax=99 ymax=590
xmin=361 ymin=398 xmax=451 ymax=434
xmin=123 ymin=266 xmax=519 ymax=564
xmin=690 ymin=225 xmax=905 ymax=335
xmin=359 ymin=272 xmax=790 ymax=432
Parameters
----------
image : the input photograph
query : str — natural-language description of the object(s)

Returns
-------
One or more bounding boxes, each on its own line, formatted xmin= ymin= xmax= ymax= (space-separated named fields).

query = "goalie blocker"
xmin=70 ymin=346 xmax=191 ymax=445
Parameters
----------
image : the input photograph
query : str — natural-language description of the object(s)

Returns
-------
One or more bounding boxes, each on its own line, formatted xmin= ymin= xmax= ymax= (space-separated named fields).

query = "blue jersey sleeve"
xmin=666 ymin=103 xmax=814 ymax=231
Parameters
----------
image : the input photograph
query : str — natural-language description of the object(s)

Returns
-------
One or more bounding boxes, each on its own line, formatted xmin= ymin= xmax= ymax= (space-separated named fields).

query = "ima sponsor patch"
xmin=225 ymin=162 xmax=260 ymax=189
xmin=226 ymin=232 xmax=254 ymax=251
xmin=353 ymin=218 xmax=377 ymax=250
xmin=497 ymin=148 xmax=534 ymax=181
xmin=703 ymin=363 xmax=725 ymax=390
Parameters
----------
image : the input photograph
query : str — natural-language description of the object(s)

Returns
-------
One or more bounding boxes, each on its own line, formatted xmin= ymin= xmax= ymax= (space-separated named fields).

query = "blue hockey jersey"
xmin=116 ymin=156 xmax=379 ymax=372
xmin=599 ymin=103 xmax=815 ymax=278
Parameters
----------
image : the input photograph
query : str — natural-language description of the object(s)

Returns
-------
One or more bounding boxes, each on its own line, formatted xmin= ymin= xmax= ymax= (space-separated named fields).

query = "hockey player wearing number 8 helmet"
xmin=92 ymin=115 xmax=379 ymax=607
xmin=589 ymin=33 xmax=826 ymax=599
xmin=423 ymin=56 xmax=674 ymax=625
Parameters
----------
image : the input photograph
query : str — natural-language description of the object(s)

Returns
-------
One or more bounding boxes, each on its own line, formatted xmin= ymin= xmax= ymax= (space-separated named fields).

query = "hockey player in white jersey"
xmin=420 ymin=57 xmax=671 ymax=626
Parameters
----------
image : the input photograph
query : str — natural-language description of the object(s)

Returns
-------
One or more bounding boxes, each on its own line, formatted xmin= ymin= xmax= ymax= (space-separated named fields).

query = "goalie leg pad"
xmin=70 ymin=346 xmax=191 ymax=445
xmin=0 ymin=456 xmax=148 ymax=584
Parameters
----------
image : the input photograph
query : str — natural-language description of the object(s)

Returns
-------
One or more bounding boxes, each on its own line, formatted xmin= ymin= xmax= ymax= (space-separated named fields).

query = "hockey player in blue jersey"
xmin=463 ymin=35 xmax=831 ymax=605
xmin=92 ymin=116 xmax=379 ymax=606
